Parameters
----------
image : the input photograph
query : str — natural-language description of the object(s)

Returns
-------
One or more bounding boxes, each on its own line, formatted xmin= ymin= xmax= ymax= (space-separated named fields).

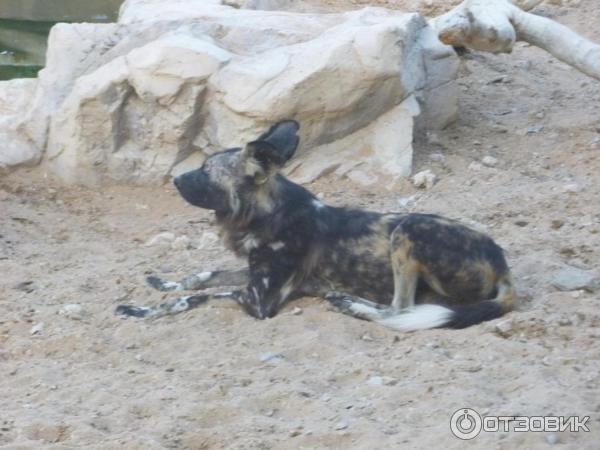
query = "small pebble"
xmin=545 ymin=433 xmax=560 ymax=445
xmin=412 ymin=170 xmax=437 ymax=189
xmin=562 ymin=183 xmax=580 ymax=193
xmin=398 ymin=196 xmax=415 ymax=208
xmin=259 ymin=351 xmax=284 ymax=362
xmin=367 ymin=376 xmax=398 ymax=386
xmin=526 ymin=124 xmax=544 ymax=134
xmin=30 ymin=323 xmax=45 ymax=335
xmin=335 ymin=421 xmax=349 ymax=430
xmin=291 ymin=307 xmax=303 ymax=315
xmin=494 ymin=319 xmax=514 ymax=338
xmin=551 ymin=267 xmax=599 ymax=292
xmin=481 ymin=156 xmax=498 ymax=167
xmin=550 ymin=219 xmax=564 ymax=229
xmin=289 ymin=427 xmax=303 ymax=437
xmin=59 ymin=304 xmax=85 ymax=320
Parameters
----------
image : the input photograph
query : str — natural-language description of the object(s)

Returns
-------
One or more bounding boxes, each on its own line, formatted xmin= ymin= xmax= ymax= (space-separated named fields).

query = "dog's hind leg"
xmin=325 ymin=291 xmax=394 ymax=322
xmin=390 ymin=226 xmax=419 ymax=311
xmin=146 ymin=268 xmax=249 ymax=292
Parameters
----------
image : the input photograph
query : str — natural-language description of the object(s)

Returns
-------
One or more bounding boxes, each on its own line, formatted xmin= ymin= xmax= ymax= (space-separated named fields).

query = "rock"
xmin=0 ymin=0 xmax=458 ymax=185
xmin=367 ymin=375 xmax=398 ymax=386
xmin=0 ymin=130 xmax=41 ymax=172
xmin=289 ymin=427 xmax=303 ymax=437
xmin=563 ymin=183 xmax=581 ymax=193
xmin=0 ymin=79 xmax=41 ymax=170
xmin=59 ymin=304 xmax=86 ymax=320
xmin=171 ymin=235 xmax=192 ymax=251
xmin=145 ymin=232 xmax=176 ymax=247
xmin=170 ymin=152 xmax=206 ymax=178
xmin=398 ymin=196 xmax=416 ymax=208
xmin=334 ymin=420 xmax=349 ymax=430
xmin=468 ymin=161 xmax=483 ymax=171
xmin=494 ymin=319 xmax=514 ymax=338
xmin=259 ymin=351 xmax=284 ymax=362
xmin=290 ymin=307 xmax=303 ymax=315
xmin=551 ymin=267 xmax=600 ymax=292
xmin=412 ymin=169 xmax=437 ymax=189
xmin=285 ymin=94 xmax=419 ymax=186
xmin=481 ymin=155 xmax=498 ymax=167
xmin=30 ymin=323 xmax=45 ymax=335
xmin=545 ymin=433 xmax=560 ymax=445
xmin=526 ymin=124 xmax=544 ymax=134
xmin=550 ymin=219 xmax=565 ymax=229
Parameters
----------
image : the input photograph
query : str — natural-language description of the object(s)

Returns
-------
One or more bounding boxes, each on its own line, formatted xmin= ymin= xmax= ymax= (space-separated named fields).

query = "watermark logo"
xmin=450 ymin=408 xmax=590 ymax=440
xmin=450 ymin=408 xmax=483 ymax=440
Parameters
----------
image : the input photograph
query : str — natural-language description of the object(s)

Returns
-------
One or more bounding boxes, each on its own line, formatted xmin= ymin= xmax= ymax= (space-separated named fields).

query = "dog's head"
xmin=174 ymin=120 xmax=300 ymax=215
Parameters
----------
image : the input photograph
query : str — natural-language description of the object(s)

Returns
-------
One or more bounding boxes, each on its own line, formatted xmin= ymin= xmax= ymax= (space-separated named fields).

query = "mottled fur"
xmin=116 ymin=121 xmax=516 ymax=331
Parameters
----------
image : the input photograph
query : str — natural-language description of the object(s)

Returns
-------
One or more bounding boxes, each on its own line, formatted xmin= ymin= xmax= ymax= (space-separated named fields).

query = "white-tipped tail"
xmin=378 ymin=304 xmax=454 ymax=331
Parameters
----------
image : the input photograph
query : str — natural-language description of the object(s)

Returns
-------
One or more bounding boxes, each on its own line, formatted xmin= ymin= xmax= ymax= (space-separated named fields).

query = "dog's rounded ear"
xmin=243 ymin=120 xmax=300 ymax=176
xmin=255 ymin=120 xmax=300 ymax=163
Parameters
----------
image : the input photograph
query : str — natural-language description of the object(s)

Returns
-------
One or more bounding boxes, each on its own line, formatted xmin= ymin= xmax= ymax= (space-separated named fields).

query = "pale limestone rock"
xmin=0 ymin=0 xmax=459 ymax=186
xmin=0 ymin=79 xmax=41 ymax=170
xmin=412 ymin=169 xmax=437 ymax=189
xmin=286 ymin=97 xmax=418 ymax=186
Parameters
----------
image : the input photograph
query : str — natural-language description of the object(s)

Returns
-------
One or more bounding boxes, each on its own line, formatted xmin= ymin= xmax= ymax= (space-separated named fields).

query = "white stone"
xmin=146 ymin=232 xmax=176 ymax=246
xmin=563 ymin=183 xmax=581 ymax=193
xmin=412 ymin=169 xmax=437 ymax=189
xmin=59 ymin=304 xmax=86 ymax=320
xmin=30 ymin=323 xmax=45 ymax=335
xmin=481 ymin=155 xmax=498 ymax=167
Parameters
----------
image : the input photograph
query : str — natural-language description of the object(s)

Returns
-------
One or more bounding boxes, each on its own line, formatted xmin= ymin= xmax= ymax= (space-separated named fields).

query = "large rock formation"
xmin=0 ymin=0 xmax=459 ymax=186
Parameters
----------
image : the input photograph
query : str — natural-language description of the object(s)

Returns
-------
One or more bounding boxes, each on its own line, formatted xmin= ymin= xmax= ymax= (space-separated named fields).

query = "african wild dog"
xmin=116 ymin=120 xmax=516 ymax=331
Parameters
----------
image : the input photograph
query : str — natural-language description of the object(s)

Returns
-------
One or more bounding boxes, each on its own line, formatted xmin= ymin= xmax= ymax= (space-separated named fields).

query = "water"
xmin=0 ymin=0 xmax=124 ymax=80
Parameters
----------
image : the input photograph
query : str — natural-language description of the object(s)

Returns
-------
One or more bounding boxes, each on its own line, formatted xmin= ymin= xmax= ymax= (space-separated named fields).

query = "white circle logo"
xmin=450 ymin=408 xmax=482 ymax=440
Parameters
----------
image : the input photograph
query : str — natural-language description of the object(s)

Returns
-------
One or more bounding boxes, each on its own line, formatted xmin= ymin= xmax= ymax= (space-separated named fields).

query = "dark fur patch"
xmin=443 ymin=301 xmax=504 ymax=329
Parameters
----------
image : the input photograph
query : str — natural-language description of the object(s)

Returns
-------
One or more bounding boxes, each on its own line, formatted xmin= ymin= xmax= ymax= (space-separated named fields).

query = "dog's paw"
xmin=324 ymin=291 xmax=354 ymax=312
xmin=115 ymin=304 xmax=152 ymax=318
xmin=146 ymin=276 xmax=181 ymax=292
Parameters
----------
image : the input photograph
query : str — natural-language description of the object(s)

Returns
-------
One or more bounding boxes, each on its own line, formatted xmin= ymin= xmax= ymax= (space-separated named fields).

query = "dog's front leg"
xmin=115 ymin=281 xmax=294 ymax=320
xmin=235 ymin=246 xmax=303 ymax=319
xmin=116 ymin=291 xmax=237 ymax=319
xmin=146 ymin=268 xmax=249 ymax=291
xmin=117 ymin=246 xmax=302 ymax=320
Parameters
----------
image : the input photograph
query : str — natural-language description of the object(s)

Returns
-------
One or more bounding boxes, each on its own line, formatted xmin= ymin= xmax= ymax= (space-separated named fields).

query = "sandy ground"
xmin=1 ymin=1 xmax=600 ymax=449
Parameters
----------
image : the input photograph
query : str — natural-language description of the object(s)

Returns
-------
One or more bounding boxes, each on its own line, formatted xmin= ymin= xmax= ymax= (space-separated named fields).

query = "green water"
xmin=0 ymin=0 xmax=123 ymax=80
